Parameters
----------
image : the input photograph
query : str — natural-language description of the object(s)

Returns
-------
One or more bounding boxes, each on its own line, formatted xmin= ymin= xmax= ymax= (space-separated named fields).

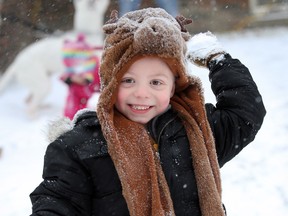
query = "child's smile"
xmin=129 ymin=104 xmax=152 ymax=111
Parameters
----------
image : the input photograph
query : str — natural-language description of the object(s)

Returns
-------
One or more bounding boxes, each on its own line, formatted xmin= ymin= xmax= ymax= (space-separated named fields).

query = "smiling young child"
xmin=30 ymin=8 xmax=266 ymax=216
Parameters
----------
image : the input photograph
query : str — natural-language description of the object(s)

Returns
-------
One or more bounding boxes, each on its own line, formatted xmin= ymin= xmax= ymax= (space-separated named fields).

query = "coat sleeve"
xmin=205 ymin=54 xmax=266 ymax=167
xmin=30 ymin=136 xmax=93 ymax=215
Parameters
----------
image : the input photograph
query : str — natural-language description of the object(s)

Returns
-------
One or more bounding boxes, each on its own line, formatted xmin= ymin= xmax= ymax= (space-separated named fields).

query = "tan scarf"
xmin=170 ymin=76 xmax=224 ymax=215
xmin=98 ymin=108 xmax=175 ymax=215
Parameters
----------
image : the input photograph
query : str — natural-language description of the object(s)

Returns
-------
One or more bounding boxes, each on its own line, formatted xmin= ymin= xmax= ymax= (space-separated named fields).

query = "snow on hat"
xmin=96 ymin=8 xmax=225 ymax=216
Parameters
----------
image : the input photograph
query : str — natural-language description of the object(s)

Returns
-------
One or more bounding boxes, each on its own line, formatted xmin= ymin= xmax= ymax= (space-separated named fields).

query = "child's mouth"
xmin=130 ymin=105 xmax=151 ymax=111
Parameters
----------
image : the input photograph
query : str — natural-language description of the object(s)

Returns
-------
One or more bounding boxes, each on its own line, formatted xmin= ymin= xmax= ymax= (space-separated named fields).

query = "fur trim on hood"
xmin=46 ymin=108 xmax=94 ymax=143
xmin=46 ymin=117 xmax=73 ymax=143
xmin=97 ymin=8 xmax=225 ymax=216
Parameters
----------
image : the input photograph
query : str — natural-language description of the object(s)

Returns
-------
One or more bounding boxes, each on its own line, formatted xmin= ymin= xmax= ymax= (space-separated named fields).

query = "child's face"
xmin=115 ymin=57 xmax=175 ymax=124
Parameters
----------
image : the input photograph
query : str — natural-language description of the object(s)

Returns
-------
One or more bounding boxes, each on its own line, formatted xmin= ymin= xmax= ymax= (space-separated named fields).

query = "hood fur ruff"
xmin=46 ymin=117 xmax=73 ymax=143
xmin=46 ymin=108 xmax=94 ymax=143
xmin=97 ymin=8 xmax=225 ymax=216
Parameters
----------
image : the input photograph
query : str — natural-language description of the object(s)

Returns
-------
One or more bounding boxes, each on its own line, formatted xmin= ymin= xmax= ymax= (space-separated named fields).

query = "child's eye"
xmin=120 ymin=77 xmax=135 ymax=87
xmin=150 ymin=80 xmax=163 ymax=86
xmin=121 ymin=78 xmax=135 ymax=84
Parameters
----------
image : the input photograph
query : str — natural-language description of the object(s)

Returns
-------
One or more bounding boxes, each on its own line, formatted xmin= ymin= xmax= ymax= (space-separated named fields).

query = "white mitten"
xmin=186 ymin=31 xmax=226 ymax=67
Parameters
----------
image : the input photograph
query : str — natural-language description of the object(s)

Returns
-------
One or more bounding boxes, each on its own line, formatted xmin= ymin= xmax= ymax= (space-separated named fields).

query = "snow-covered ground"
xmin=0 ymin=27 xmax=287 ymax=216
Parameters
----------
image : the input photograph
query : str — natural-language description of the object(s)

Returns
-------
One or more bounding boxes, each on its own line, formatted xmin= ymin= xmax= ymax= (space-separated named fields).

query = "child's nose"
xmin=133 ymin=84 xmax=149 ymax=98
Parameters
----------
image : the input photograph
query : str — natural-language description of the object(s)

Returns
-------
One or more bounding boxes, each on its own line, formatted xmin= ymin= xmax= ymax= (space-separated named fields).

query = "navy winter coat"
xmin=30 ymin=54 xmax=266 ymax=215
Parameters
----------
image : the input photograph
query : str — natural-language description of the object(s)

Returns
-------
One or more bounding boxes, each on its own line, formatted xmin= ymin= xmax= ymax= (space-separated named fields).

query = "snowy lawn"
xmin=0 ymin=27 xmax=287 ymax=216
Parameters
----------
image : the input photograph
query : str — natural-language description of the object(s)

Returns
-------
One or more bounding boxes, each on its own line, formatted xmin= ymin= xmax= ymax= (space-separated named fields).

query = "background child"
xmin=30 ymin=8 xmax=266 ymax=215
xmin=60 ymin=34 xmax=100 ymax=119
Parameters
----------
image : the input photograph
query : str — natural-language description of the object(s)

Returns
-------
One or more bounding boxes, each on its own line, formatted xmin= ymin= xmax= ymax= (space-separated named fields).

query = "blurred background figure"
xmin=60 ymin=33 xmax=100 ymax=119
xmin=73 ymin=0 xmax=110 ymax=35
xmin=118 ymin=0 xmax=179 ymax=16
xmin=0 ymin=0 xmax=109 ymax=118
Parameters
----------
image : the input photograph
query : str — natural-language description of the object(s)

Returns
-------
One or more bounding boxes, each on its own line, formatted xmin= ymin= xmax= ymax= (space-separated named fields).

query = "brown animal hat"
xmin=97 ymin=8 xmax=225 ymax=216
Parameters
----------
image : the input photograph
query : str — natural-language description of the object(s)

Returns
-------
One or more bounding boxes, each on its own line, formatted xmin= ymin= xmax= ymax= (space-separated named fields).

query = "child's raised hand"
xmin=186 ymin=31 xmax=226 ymax=67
